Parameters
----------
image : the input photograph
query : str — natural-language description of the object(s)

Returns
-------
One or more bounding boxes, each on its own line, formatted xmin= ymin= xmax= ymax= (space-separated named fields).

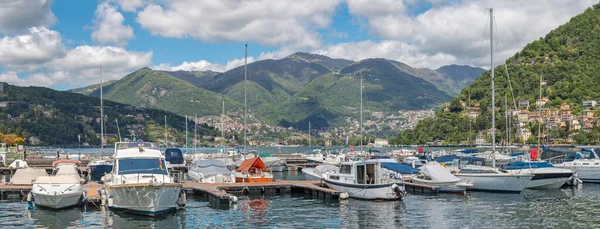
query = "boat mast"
xmin=194 ymin=114 xmax=197 ymax=153
xmin=222 ymin=99 xmax=225 ymax=145
xmin=185 ymin=115 xmax=188 ymax=153
xmin=164 ymin=115 xmax=167 ymax=147
xmin=360 ymin=76 xmax=363 ymax=154
xmin=490 ymin=8 xmax=496 ymax=168
xmin=309 ymin=121 xmax=311 ymax=150
xmin=537 ymin=74 xmax=542 ymax=158
xmin=100 ymin=65 xmax=104 ymax=159
xmin=468 ymin=90 xmax=472 ymax=151
xmin=244 ymin=42 xmax=248 ymax=154
xmin=505 ymin=94 xmax=508 ymax=153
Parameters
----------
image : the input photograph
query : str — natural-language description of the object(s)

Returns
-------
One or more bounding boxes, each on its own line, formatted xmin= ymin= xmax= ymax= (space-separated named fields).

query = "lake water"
xmin=1 ymin=171 xmax=599 ymax=228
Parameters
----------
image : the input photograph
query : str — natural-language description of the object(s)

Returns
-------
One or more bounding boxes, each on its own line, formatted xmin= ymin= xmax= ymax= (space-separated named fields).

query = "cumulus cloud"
xmin=0 ymin=0 xmax=56 ymax=34
xmin=0 ymin=27 xmax=66 ymax=71
xmin=92 ymin=2 xmax=135 ymax=46
xmin=345 ymin=0 xmax=597 ymax=67
xmin=114 ymin=0 xmax=146 ymax=12
xmin=153 ymin=57 xmax=256 ymax=72
xmin=136 ymin=0 xmax=340 ymax=49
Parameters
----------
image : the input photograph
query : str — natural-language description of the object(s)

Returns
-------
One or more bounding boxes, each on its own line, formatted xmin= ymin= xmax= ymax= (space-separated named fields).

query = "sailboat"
xmin=322 ymin=73 xmax=406 ymax=200
xmin=88 ymin=65 xmax=113 ymax=182
xmin=453 ymin=9 xmax=533 ymax=193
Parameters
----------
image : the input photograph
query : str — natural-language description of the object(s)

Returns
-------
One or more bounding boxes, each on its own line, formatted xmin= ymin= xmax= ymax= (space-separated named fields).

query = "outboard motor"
xmin=177 ymin=189 xmax=187 ymax=207
xmin=391 ymin=183 xmax=407 ymax=198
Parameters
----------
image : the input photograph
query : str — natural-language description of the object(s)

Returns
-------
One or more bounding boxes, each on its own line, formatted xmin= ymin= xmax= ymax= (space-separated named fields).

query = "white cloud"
xmin=0 ymin=71 xmax=56 ymax=87
xmin=153 ymin=56 xmax=256 ymax=72
xmin=114 ymin=0 xmax=146 ymax=12
xmin=0 ymin=0 xmax=56 ymax=34
xmin=345 ymin=0 xmax=597 ymax=67
xmin=0 ymin=27 xmax=66 ymax=70
xmin=313 ymin=40 xmax=456 ymax=69
xmin=136 ymin=0 xmax=341 ymax=49
xmin=92 ymin=2 xmax=135 ymax=46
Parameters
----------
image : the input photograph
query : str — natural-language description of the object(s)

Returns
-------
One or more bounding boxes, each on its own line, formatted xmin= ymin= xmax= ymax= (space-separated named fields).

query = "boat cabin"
xmin=330 ymin=160 xmax=405 ymax=185
xmin=112 ymin=141 xmax=168 ymax=176
xmin=164 ymin=148 xmax=185 ymax=165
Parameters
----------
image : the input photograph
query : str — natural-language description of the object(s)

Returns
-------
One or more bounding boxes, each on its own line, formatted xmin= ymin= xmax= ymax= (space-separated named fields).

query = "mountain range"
xmin=71 ymin=52 xmax=484 ymax=130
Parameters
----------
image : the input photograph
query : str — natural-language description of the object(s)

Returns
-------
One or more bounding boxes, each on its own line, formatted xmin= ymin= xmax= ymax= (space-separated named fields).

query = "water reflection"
xmin=240 ymin=198 xmax=269 ymax=227
xmin=31 ymin=206 xmax=83 ymax=229
xmin=339 ymin=199 xmax=406 ymax=228
xmin=106 ymin=209 xmax=186 ymax=229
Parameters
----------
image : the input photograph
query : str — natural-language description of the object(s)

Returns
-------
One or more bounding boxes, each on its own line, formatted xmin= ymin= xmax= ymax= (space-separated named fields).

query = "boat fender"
xmin=339 ymin=192 xmax=349 ymax=200
xmin=177 ymin=190 xmax=187 ymax=207
xmin=26 ymin=192 xmax=33 ymax=202
xmin=107 ymin=195 xmax=114 ymax=207
xmin=81 ymin=190 xmax=87 ymax=202
xmin=229 ymin=195 xmax=238 ymax=203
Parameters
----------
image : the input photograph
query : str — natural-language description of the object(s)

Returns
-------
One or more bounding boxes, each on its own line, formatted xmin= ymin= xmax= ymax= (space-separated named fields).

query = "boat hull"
xmin=302 ymin=168 xmax=321 ymax=180
xmin=410 ymin=179 xmax=470 ymax=194
xmin=554 ymin=166 xmax=600 ymax=183
xmin=269 ymin=165 xmax=287 ymax=172
xmin=455 ymin=174 xmax=532 ymax=193
xmin=323 ymin=179 xmax=404 ymax=200
xmin=235 ymin=177 xmax=274 ymax=183
xmin=32 ymin=185 xmax=82 ymax=209
xmin=106 ymin=183 xmax=181 ymax=216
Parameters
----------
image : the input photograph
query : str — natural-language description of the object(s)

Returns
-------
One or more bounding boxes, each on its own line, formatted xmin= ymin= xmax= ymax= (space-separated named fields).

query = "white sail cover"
xmin=422 ymin=164 xmax=461 ymax=182
xmin=10 ymin=168 xmax=48 ymax=185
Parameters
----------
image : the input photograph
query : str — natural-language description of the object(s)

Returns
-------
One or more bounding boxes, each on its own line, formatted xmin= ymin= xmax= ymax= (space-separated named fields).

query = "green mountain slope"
xmin=393 ymin=4 xmax=600 ymax=145
xmin=0 ymin=83 xmax=216 ymax=146
xmin=102 ymin=68 xmax=240 ymax=117
xmin=68 ymin=80 xmax=117 ymax=96
xmin=280 ymin=59 xmax=452 ymax=129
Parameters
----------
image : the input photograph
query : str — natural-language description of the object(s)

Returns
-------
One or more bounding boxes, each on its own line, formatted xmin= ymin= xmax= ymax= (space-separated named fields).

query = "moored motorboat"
xmin=454 ymin=165 xmax=533 ymax=193
xmin=303 ymin=164 xmax=339 ymax=180
xmin=322 ymin=159 xmax=406 ymax=200
xmin=410 ymin=163 xmax=472 ymax=194
xmin=188 ymin=159 xmax=235 ymax=183
xmin=554 ymin=149 xmax=600 ymax=183
xmin=233 ymin=157 xmax=274 ymax=183
xmin=103 ymin=141 xmax=183 ymax=216
xmin=32 ymin=160 xmax=83 ymax=209
xmin=505 ymin=161 xmax=573 ymax=189
xmin=260 ymin=156 xmax=287 ymax=172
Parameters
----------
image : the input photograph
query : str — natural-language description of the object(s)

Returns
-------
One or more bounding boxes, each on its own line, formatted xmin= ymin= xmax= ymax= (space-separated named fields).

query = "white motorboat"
xmin=32 ymin=160 xmax=83 ymax=209
xmin=303 ymin=164 xmax=339 ymax=180
xmin=554 ymin=149 xmax=600 ymax=183
xmin=103 ymin=141 xmax=183 ymax=216
xmin=505 ymin=161 xmax=573 ymax=189
xmin=402 ymin=156 xmax=424 ymax=167
xmin=454 ymin=165 xmax=533 ymax=193
xmin=472 ymin=151 xmax=516 ymax=167
xmin=410 ymin=163 xmax=472 ymax=194
xmin=322 ymin=159 xmax=406 ymax=200
xmin=188 ymin=159 xmax=235 ymax=183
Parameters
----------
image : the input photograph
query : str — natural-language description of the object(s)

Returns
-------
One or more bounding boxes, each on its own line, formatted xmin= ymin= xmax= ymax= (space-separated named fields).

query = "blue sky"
xmin=0 ymin=0 xmax=595 ymax=89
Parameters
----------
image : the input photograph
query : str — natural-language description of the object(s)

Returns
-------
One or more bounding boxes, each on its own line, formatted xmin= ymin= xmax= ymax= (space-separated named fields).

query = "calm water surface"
xmin=2 ymin=172 xmax=600 ymax=228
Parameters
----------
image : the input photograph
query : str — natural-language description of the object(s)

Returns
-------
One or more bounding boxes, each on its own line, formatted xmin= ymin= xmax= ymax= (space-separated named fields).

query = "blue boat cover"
xmin=459 ymin=149 xmax=479 ymax=154
xmin=370 ymin=155 xmax=391 ymax=159
xmin=505 ymin=161 xmax=554 ymax=170
xmin=434 ymin=155 xmax=460 ymax=163
xmin=509 ymin=152 xmax=525 ymax=157
xmin=381 ymin=162 xmax=420 ymax=174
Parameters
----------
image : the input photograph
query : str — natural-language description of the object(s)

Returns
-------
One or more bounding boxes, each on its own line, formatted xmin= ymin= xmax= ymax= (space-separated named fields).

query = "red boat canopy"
xmin=236 ymin=157 xmax=269 ymax=172
xmin=52 ymin=160 xmax=81 ymax=167
xmin=530 ymin=149 xmax=539 ymax=161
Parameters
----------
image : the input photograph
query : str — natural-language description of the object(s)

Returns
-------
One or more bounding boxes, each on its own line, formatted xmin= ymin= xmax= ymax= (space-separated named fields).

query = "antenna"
xmin=100 ymin=64 xmax=104 ymax=159
xmin=116 ymin=118 xmax=121 ymax=142
xmin=164 ymin=115 xmax=167 ymax=148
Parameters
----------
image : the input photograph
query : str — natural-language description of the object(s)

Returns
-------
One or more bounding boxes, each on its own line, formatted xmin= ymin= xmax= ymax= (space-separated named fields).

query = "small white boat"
xmin=454 ymin=165 xmax=533 ymax=193
xmin=188 ymin=159 xmax=235 ymax=183
xmin=555 ymin=158 xmax=600 ymax=183
xmin=410 ymin=163 xmax=472 ymax=194
xmin=104 ymin=141 xmax=183 ymax=216
xmin=32 ymin=160 xmax=83 ymax=209
xmin=322 ymin=159 xmax=406 ymax=200
xmin=303 ymin=164 xmax=339 ymax=180
xmin=9 ymin=167 xmax=48 ymax=185
xmin=402 ymin=156 xmax=424 ymax=167
xmin=8 ymin=159 xmax=28 ymax=169
xmin=505 ymin=161 xmax=573 ymax=189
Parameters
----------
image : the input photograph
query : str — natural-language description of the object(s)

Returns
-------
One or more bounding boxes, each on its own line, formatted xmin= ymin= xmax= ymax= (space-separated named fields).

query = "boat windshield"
xmin=115 ymin=142 xmax=159 ymax=151
xmin=117 ymin=158 xmax=168 ymax=175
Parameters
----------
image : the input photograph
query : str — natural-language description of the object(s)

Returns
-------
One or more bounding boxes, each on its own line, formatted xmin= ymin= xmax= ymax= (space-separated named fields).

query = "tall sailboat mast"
xmin=490 ymin=8 xmax=496 ymax=168
xmin=244 ymin=43 xmax=248 ymax=153
xmin=222 ymin=99 xmax=225 ymax=145
xmin=194 ymin=114 xmax=197 ymax=153
xmin=308 ymin=121 xmax=311 ymax=150
xmin=100 ymin=65 xmax=104 ymax=158
xmin=164 ymin=115 xmax=167 ymax=147
xmin=185 ymin=115 xmax=188 ymax=152
xmin=360 ymin=76 xmax=363 ymax=154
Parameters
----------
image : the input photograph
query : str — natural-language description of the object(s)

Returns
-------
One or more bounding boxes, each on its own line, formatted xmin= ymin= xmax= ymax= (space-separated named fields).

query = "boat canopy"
xmin=434 ymin=155 xmax=460 ymax=163
xmin=369 ymin=155 xmax=391 ymax=159
xmin=381 ymin=162 xmax=420 ymax=174
xmin=164 ymin=148 xmax=184 ymax=164
xmin=10 ymin=168 xmax=48 ymax=185
xmin=236 ymin=157 xmax=269 ymax=172
xmin=421 ymin=164 xmax=460 ymax=182
xmin=52 ymin=160 xmax=81 ymax=167
xmin=505 ymin=161 xmax=555 ymax=170
xmin=435 ymin=155 xmax=485 ymax=166
xmin=194 ymin=160 xmax=232 ymax=177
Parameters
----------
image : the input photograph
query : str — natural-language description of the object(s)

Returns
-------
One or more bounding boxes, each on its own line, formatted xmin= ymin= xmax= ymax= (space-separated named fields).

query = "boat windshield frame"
xmin=115 ymin=141 xmax=159 ymax=151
